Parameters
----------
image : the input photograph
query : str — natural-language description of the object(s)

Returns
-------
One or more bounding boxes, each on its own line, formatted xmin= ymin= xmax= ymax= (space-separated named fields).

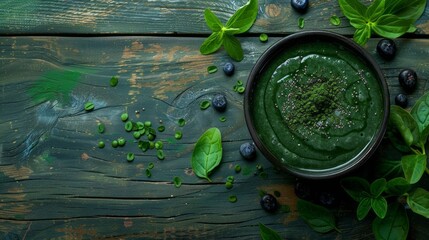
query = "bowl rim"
xmin=244 ymin=30 xmax=390 ymax=179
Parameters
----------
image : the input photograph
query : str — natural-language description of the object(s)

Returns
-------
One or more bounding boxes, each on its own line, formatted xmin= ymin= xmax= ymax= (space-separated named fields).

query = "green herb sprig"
xmin=338 ymin=0 xmax=427 ymax=45
xmin=200 ymin=0 xmax=258 ymax=61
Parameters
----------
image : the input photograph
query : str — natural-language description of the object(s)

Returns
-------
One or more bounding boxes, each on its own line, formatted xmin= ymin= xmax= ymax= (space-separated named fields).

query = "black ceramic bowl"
xmin=244 ymin=31 xmax=389 ymax=179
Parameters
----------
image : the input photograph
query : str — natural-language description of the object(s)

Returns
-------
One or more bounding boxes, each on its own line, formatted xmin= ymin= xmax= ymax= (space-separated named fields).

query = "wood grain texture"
xmin=1 ymin=36 xmax=429 ymax=239
xmin=0 ymin=0 xmax=428 ymax=35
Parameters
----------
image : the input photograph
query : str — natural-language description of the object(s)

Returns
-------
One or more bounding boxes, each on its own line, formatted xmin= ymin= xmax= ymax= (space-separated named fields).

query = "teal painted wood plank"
xmin=0 ymin=0 xmax=428 ymax=35
xmin=1 ymin=36 xmax=429 ymax=239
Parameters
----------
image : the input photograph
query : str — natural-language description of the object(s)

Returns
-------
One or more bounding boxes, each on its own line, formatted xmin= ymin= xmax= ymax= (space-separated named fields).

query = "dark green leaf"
xmin=401 ymin=154 xmax=427 ymax=184
xmin=191 ymin=128 xmax=222 ymax=182
xmin=365 ymin=0 xmax=385 ymax=22
xmin=374 ymin=157 xmax=404 ymax=179
xmin=407 ymin=188 xmax=429 ymax=218
xmin=338 ymin=0 xmax=367 ymax=28
xmin=384 ymin=0 xmax=427 ymax=22
xmin=259 ymin=223 xmax=282 ymax=240
xmin=353 ymin=25 xmax=371 ymax=45
xmin=109 ymin=76 xmax=119 ymax=87
xmin=411 ymin=91 xmax=429 ymax=143
xmin=386 ymin=124 xmax=412 ymax=153
xmin=370 ymin=178 xmax=387 ymax=197
xmin=200 ymin=32 xmax=223 ymax=55
xmin=372 ymin=202 xmax=409 ymax=240
xmin=371 ymin=196 xmax=388 ymax=219
xmin=204 ymin=8 xmax=223 ymax=32
xmin=385 ymin=177 xmax=411 ymax=196
xmin=341 ymin=177 xmax=370 ymax=202
xmin=373 ymin=14 xmax=413 ymax=39
xmin=173 ymin=176 xmax=182 ymax=188
xmin=223 ymin=34 xmax=244 ymax=61
xmin=297 ymin=199 xmax=339 ymax=233
xmin=357 ymin=197 xmax=372 ymax=220
xmin=330 ymin=15 xmax=341 ymax=26
xmin=390 ymin=105 xmax=420 ymax=147
xmin=225 ymin=0 xmax=258 ymax=34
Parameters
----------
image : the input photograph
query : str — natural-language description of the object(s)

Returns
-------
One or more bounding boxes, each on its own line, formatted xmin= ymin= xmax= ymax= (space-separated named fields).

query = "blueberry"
xmin=377 ymin=39 xmax=396 ymax=60
xmin=399 ymin=69 xmax=417 ymax=93
xmin=239 ymin=142 xmax=256 ymax=160
xmin=223 ymin=62 xmax=235 ymax=76
xmin=395 ymin=93 xmax=408 ymax=108
xmin=294 ymin=180 xmax=316 ymax=201
xmin=291 ymin=0 xmax=309 ymax=13
xmin=260 ymin=194 xmax=278 ymax=212
xmin=211 ymin=94 xmax=227 ymax=112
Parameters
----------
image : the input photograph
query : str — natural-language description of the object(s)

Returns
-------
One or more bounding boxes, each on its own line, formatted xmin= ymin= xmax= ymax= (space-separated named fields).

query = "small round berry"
xmin=377 ymin=39 xmax=396 ymax=60
xmin=211 ymin=94 xmax=227 ymax=112
xmin=291 ymin=0 xmax=309 ymax=13
xmin=239 ymin=142 xmax=256 ymax=160
xmin=398 ymin=69 xmax=417 ymax=93
xmin=223 ymin=62 xmax=235 ymax=76
xmin=260 ymin=194 xmax=278 ymax=212
xmin=395 ymin=93 xmax=408 ymax=108
xmin=294 ymin=181 xmax=315 ymax=200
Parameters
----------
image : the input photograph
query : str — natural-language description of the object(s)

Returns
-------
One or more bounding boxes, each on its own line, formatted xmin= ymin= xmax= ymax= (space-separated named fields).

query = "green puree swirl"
xmin=252 ymin=41 xmax=384 ymax=172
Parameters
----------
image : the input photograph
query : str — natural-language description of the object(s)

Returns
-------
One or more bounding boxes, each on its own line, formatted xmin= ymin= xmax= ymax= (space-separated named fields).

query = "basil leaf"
xmin=370 ymin=178 xmax=387 ymax=198
xmin=357 ymin=197 xmax=372 ymax=220
xmin=371 ymin=196 xmax=388 ymax=219
xmin=401 ymin=154 xmax=427 ymax=184
xmin=353 ymin=25 xmax=371 ymax=46
xmin=411 ymin=91 xmax=429 ymax=143
xmin=384 ymin=0 xmax=427 ymax=22
xmin=338 ymin=0 xmax=367 ymax=28
xmin=225 ymin=0 xmax=258 ymax=34
xmin=390 ymin=105 xmax=420 ymax=147
xmin=200 ymin=32 xmax=223 ymax=55
xmin=223 ymin=34 xmax=244 ymax=61
xmin=341 ymin=177 xmax=370 ymax=202
xmin=365 ymin=0 xmax=385 ymax=22
xmin=372 ymin=202 xmax=409 ymax=240
xmin=204 ymin=8 xmax=223 ymax=32
xmin=259 ymin=223 xmax=282 ymax=240
xmin=373 ymin=14 xmax=413 ymax=39
xmin=191 ymin=128 xmax=222 ymax=182
xmin=297 ymin=199 xmax=339 ymax=233
xmin=407 ymin=188 xmax=429 ymax=218
xmin=385 ymin=177 xmax=411 ymax=196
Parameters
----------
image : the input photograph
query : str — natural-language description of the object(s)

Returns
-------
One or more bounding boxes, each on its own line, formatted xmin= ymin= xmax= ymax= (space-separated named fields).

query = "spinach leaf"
xmin=357 ymin=197 xmax=372 ymax=220
xmin=341 ymin=177 xmax=370 ymax=202
xmin=259 ymin=223 xmax=282 ymax=240
xmin=384 ymin=0 xmax=427 ymax=22
xmin=401 ymin=154 xmax=427 ymax=184
xmin=370 ymin=178 xmax=387 ymax=197
xmin=390 ymin=105 xmax=420 ymax=147
xmin=411 ymin=91 xmax=429 ymax=143
xmin=373 ymin=14 xmax=413 ymax=39
xmin=371 ymin=196 xmax=388 ymax=219
xmin=226 ymin=0 xmax=258 ymax=34
xmin=372 ymin=202 xmax=409 ymax=240
xmin=407 ymin=188 xmax=429 ymax=218
xmin=385 ymin=177 xmax=411 ymax=196
xmin=191 ymin=128 xmax=222 ymax=182
xmin=297 ymin=199 xmax=340 ymax=233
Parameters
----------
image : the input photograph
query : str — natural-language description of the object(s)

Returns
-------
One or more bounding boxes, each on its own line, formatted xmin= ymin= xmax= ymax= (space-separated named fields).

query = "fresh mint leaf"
xmin=371 ymin=196 xmax=388 ymax=219
xmin=357 ymin=197 xmax=372 ymax=220
xmin=384 ymin=0 xmax=427 ymax=23
xmin=226 ymin=0 xmax=258 ymax=34
xmin=223 ymin=34 xmax=244 ymax=61
xmin=385 ymin=177 xmax=411 ymax=196
xmin=191 ymin=128 xmax=222 ymax=182
xmin=372 ymin=203 xmax=409 ymax=240
xmin=341 ymin=177 xmax=370 ymax=202
xmin=259 ymin=223 xmax=282 ymax=240
xmin=370 ymin=178 xmax=387 ymax=198
xmin=204 ymin=9 xmax=223 ymax=32
xmin=200 ymin=32 xmax=223 ymax=55
xmin=407 ymin=188 xmax=429 ymax=218
xmin=353 ymin=25 xmax=371 ymax=45
xmin=401 ymin=154 xmax=427 ymax=184
xmin=411 ymin=92 xmax=429 ymax=143
xmin=373 ymin=14 xmax=413 ymax=39
xmin=338 ymin=0 xmax=367 ymax=28
xmin=297 ymin=199 xmax=340 ymax=233
xmin=390 ymin=105 xmax=420 ymax=147
xmin=365 ymin=0 xmax=385 ymax=22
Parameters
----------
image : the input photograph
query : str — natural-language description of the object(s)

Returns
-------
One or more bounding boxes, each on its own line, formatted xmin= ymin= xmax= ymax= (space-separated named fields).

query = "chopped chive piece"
xmin=98 ymin=141 xmax=105 ymax=149
xmin=219 ymin=116 xmax=226 ymax=122
xmin=256 ymin=164 xmax=263 ymax=171
xmin=144 ymin=121 xmax=152 ymax=127
xmin=233 ymin=85 xmax=238 ymax=92
xmin=225 ymin=181 xmax=233 ymax=189
xmin=84 ymin=102 xmax=94 ymax=111
xmin=207 ymin=65 xmax=218 ymax=74
xmin=173 ymin=176 xmax=182 ymax=188
xmin=157 ymin=149 xmax=165 ymax=160
xmin=234 ymin=164 xmax=241 ymax=173
xmin=178 ymin=118 xmax=186 ymax=127
xmin=259 ymin=33 xmax=268 ymax=42
xmin=236 ymin=80 xmax=243 ymax=86
xmin=111 ymin=140 xmax=119 ymax=148
xmin=127 ymin=153 xmax=135 ymax=162
xmin=97 ymin=123 xmax=105 ymax=133
xmin=157 ymin=125 xmax=165 ymax=132
xmin=140 ymin=141 xmax=150 ymax=152
xmin=175 ymin=131 xmax=183 ymax=140
xmin=274 ymin=191 xmax=281 ymax=197
xmin=228 ymin=195 xmax=237 ymax=203
xmin=125 ymin=121 xmax=133 ymax=132
xmin=330 ymin=15 xmax=341 ymax=26
xmin=148 ymin=162 xmax=154 ymax=169
xmin=298 ymin=17 xmax=305 ymax=29
xmin=146 ymin=169 xmax=152 ymax=177
xmin=149 ymin=141 xmax=155 ymax=149
xmin=133 ymin=131 xmax=141 ymax=139
xmin=136 ymin=121 xmax=145 ymax=130
xmin=117 ymin=137 xmax=126 ymax=146
xmin=147 ymin=133 xmax=156 ymax=141
xmin=200 ymin=100 xmax=211 ymax=110
xmin=226 ymin=176 xmax=235 ymax=183
xmin=121 ymin=113 xmax=129 ymax=122
xmin=155 ymin=141 xmax=163 ymax=150
xmin=110 ymin=76 xmax=119 ymax=87
xmin=237 ymin=86 xmax=245 ymax=93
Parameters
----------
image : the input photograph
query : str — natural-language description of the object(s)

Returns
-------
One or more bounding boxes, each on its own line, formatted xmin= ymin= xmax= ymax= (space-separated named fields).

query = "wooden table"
xmin=1 ymin=1 xmax=429 ymax=239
